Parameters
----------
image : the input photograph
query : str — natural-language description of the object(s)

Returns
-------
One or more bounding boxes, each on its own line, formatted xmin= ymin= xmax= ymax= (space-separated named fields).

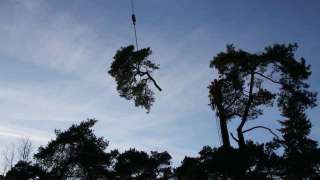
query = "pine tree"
xmin=278 ymin=83 xmax=319 ymax=179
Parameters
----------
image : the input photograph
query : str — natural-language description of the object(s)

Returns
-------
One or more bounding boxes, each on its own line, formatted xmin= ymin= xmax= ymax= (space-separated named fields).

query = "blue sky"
xmin=0 ymin=0 xmax=319 ymax=167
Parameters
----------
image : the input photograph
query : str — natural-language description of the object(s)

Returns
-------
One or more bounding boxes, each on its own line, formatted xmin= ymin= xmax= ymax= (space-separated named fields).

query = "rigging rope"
xmin=130 ymin=0 xmax=139 ymax=50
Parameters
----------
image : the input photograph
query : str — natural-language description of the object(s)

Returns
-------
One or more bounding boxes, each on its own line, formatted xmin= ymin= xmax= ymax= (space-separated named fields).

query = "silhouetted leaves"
xmin=5 ymin=161 xmax=48 ymax=180
xmin=113 ymin=148 xmax=172 ymax=179
xmin=109 ymin=45 xmax=161 ymax=112
xmin=209 ymin=43 xmax=315 ymax=146
xmin=34 ymin=119 xmax=111 ymax=179
xmin=208 ymin=43 xmax=319 ymax=179
xmin=1 ymin=116 xmax=319 ymax=179
xmin=276 ymin=80 xmax=319 ymax=179
xmin=176 ymin=144 xmax=282 ymax=180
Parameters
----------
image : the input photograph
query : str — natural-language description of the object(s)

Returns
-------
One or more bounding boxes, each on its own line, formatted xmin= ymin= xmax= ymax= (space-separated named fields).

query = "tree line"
xmin=1 ymin=43 xmax=319 ymax=179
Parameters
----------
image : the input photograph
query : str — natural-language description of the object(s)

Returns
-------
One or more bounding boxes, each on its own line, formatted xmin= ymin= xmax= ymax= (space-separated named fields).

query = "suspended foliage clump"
xmin=109 ymin=45 xmax=161 ymax=112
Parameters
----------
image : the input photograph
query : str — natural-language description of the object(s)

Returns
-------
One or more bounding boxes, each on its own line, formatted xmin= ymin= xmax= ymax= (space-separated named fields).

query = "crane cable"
xmin=130 ymin=0 xmax=139 ymax=50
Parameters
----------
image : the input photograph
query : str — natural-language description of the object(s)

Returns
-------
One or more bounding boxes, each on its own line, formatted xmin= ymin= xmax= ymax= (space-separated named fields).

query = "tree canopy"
xmin=5 ymin=161 xmax=48 ymax=180
xmin=209 ymin=44 xmax=316 ymax=148
xmin=208 ymin=43 xmax=318 ymax=178
xmin=113 ymin=148 xmax=172 ymax=179
xmin=34 ymin=119 xmax=111 ymax=179
xmin=10 ymin=119 xmax=174 ymax=180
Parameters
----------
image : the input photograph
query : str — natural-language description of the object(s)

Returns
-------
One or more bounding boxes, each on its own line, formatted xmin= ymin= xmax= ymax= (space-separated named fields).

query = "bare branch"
xmin=17 ymin=138 xmax=33 ymax=162
xmin=2 ymin=144 xmax=16 ymax=175
xmin=242 ymin=126 xmax=280 ymax=139
xmin=255 ymin=72 xmax=281 ymax=84
xmin=146 ymin=72 xmax=162 ymax=91
xmin=136 ymin=69 xmax=162 ymax=91
xmin=230 ymin=133 xmax=239 ymax=143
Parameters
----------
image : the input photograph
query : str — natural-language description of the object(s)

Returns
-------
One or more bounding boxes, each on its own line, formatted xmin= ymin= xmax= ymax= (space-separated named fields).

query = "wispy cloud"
xmin=0 ymin=0 xmax=122 ymax=77
xmin=0 ymin=125 xmax=50 ymax=143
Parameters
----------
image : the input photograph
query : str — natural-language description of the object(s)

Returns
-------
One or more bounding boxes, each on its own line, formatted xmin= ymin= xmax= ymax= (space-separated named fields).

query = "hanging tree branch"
xmin=136 ymin=69 xmax=162 ymax=91
xmin=109 ymin=45 xmax=161 ymax=112
xmin=146 ymin=72 xmax=162 ymax=91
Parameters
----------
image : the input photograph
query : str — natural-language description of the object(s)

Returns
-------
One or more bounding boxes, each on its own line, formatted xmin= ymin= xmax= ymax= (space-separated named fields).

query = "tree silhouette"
xmin=34 ymin=119 xmax=111 ymax=179
xmin=109 ymin=45 xmax=161 ymax=112
xmin=208 ymin=79 xmax=234 ymax=148
xmin=208 ymin=43 xmax=320 ymax=178
xmin=113 ymin=148 xmax=172 ymax=179
xmin=277 ymin=75 xmax=319 ymax=179
xmin=176 ymin=143 xmax=284 ymax=180
xmin=5 ymin=161 xmax=48 ymax=180
xmin=209 ymin=44 xmax=315 ymax=149
xmin=175 ymin=156 xmax=206 ymax=180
